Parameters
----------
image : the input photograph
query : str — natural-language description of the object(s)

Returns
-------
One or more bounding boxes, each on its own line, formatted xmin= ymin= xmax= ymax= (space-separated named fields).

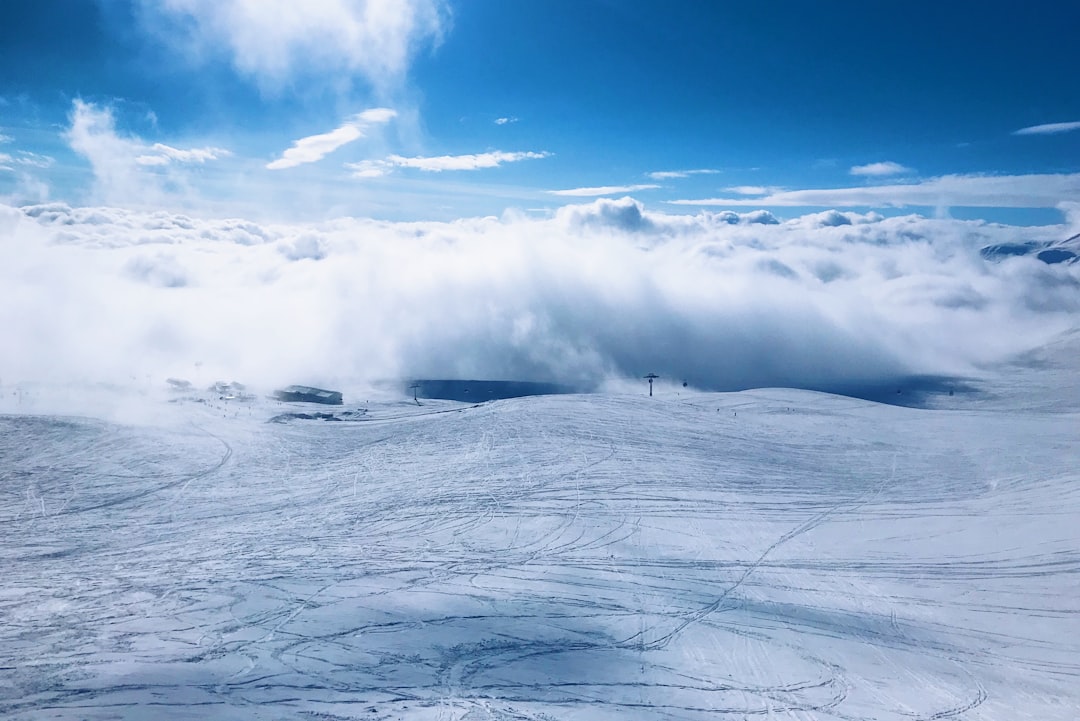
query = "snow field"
xmin=1 ymin=379 xmax=1078 ymax=720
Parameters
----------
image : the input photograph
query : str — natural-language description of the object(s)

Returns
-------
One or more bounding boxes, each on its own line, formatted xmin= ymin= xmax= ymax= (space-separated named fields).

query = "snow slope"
xmin=1 ymin=339 xmax=1078 ymax=719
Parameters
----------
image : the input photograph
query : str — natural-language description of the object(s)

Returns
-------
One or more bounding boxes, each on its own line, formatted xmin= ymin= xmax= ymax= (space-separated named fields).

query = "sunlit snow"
xmin=2 ymin=330 xmax=1077 ymax=720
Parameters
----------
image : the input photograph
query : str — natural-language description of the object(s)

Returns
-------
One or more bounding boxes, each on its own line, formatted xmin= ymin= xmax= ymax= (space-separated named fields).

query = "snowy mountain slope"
xmin=980 ymin=231 xmax=1080 ymax=265
xmin=1 ymin=342 xmax=1078 ymax=719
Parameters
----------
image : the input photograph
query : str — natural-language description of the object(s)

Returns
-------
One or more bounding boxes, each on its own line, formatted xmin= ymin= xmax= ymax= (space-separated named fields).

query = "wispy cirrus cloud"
xmin=267 ymin=108 xmax=396 ymax=170
xmin=669 ymin=173 xmax=1080 ymax=210
xmin=348 ymin=150 xmax=548 ymax=177
xmin=725 ymin=186 xmax=782 ymax=196
xmin=13 ymin=151 xmax=55 ymax=169
xmin=850 ymin=161 xmax=915 ymax=177
xmin=389 ymin=150 xmax=548 ymax=171
xmin=1013 ymin=120 xmax=1080 ymax=136
xmin=0 ymin=147 xmax=56 ymax=172
xmin=136 ymin=143 xmax=230 ymax=167
xmin=648 ymin=169 xmax=719 ymax=180
xmin=548 ymin=184 xmax=660 ymax=197
xmin=494 ymin=117 xmax=518 ymax=125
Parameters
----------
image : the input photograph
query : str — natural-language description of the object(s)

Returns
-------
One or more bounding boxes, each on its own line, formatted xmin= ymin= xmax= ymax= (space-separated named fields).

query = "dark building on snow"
xmin=273 ymin=385 xmax=343 ymax=405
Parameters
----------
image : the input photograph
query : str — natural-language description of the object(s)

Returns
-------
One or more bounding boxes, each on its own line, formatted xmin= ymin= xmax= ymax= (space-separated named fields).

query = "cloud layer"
xmin=671 ymin=173 xmax=1080 ymax=210
xmin=548 ymin=184 xmax=660 ymax=197
xmin=2 ymin=199 xmax=1076 ymax=400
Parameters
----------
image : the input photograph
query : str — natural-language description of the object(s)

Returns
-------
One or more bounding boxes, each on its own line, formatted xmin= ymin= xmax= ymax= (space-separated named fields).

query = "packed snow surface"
xmin=2 ymin=338 xmax=1079 ymax=719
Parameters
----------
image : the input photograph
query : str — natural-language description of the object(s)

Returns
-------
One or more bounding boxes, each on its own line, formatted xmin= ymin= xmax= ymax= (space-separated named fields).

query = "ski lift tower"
xmin=408 ymin=382 xmax=421 ymax=404
xmin=644 ymin=373 xmax=659 ymax=397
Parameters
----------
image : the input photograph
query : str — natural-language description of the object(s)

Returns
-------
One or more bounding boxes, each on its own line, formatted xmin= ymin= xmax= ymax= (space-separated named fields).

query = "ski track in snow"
xmin=1 ymin=362 xmax=1079 ymax=719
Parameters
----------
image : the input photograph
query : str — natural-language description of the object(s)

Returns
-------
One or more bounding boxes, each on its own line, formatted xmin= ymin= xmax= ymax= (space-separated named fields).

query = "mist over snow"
xmin=1 ymin=197 xmax=1077 ymax=395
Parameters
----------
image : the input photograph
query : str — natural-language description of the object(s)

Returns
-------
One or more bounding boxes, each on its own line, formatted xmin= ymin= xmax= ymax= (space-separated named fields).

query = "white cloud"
xmin=346 ymin=160 xmax=392 ymax=178
xmin=347 ymin=150 xmax=548 ymax=176
xmin=0 ymin=150 xmax=52 ymax=172
xmin=347 ymin=160 xmax=391 ymax=178
xmin=66 ymin=101 xmax=153 ymax=205
xmin=388 ymin=150 xmax=547 ymax=172
xmin=13 ymin=151 xmax=55 ymax=169
xmin=548 ymin=184 xmax=660 ymax=197
xmin=1013 ymin=121 xmax=1080 ymax=136
xmin=648 ymin=169 xmax=720 ymax=180
xmin=850 ymin=161 xmax=914 ymax=177
xmin=267 ymin=109 xmax=396 ymax=170
xmin=494 ymin=117 xmax=518 ymax=125
xmin=268 ymin=125 xmax=363 ymax=170
xmin=786 ymin=209 xmax=884 ymax=229
xmin=725 ymin=186 xmax=781 ymax=196
xmin=670 ymin=173 xmax=1080 ymax=210
xmin=358 ymin=107 xmax=398 ymax=123
xmin=556 ymin=199 xmax=780 ymax=232
xmin=136 ymin=143 xmax=230 ymax=166
xmin=64 ymin=100 xmax=229 ymax=207
xmin=715 ymin=209 xmax=780 ymax=225
xmin=144 ymin=0 xmax=448 ymax=91
xmin=4 ymin=200 xmax=1075 ymax=400
xmin=0 ymin=133 xmax=12 ymax=144
xmin=555 ymin=196 xmax=654 ymax=232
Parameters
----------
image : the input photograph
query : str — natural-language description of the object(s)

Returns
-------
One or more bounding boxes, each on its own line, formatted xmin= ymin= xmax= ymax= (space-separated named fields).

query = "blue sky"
xmin=1 ymin=0 xmax=1078 ymax=222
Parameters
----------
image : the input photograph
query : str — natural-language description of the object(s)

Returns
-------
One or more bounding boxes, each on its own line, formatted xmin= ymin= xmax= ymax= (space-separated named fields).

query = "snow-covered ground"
xmin=2 ymin=337 xmax=1078 ymax=720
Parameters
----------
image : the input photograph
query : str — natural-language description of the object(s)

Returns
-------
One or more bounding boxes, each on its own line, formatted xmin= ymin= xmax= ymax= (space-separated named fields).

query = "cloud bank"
xmin=2 ymin=199 xmax=1076 ymax=400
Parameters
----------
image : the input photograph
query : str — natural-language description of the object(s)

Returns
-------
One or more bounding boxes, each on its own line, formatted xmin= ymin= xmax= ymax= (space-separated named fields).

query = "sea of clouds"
xmin=2 ymin=198 xmax=1077 ymax=398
